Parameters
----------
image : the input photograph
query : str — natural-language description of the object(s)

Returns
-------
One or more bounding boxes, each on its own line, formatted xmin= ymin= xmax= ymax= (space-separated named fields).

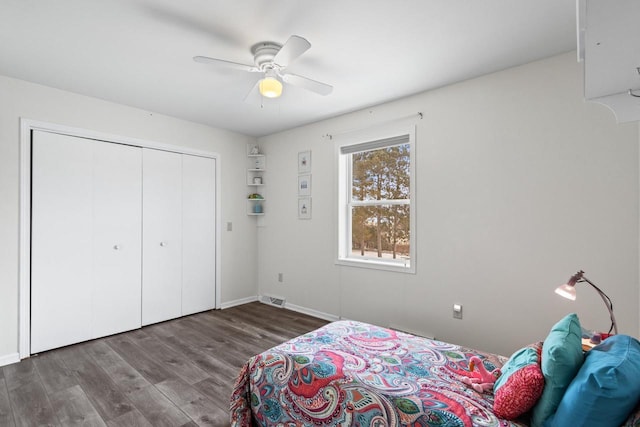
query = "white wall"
xmin=257 ymin=52 xmax=640 ymax=356
xmin=0 ymin=75 xmax=259 ymax=362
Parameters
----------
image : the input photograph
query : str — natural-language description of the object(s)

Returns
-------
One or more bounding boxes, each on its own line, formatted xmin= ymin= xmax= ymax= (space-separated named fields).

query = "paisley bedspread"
xmin=230 ymin=320 xmax=527 ymax=426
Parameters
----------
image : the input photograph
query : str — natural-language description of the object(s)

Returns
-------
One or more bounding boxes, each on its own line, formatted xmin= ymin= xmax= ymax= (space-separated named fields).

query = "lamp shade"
xmin=259 ymin=76 xmax=282 ymax=98
xmin=555 ymin=283 xmax=577 ymax=300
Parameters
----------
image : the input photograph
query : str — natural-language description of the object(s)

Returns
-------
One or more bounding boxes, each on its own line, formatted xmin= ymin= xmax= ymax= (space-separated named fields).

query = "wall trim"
xmin=284 ymin=302 xmax=340 ymax=322
xmin=19 ymin=118 xmax=223 ymax=359
xmin=220 ymin=297 xmax=339 ymax=323
xmin=0 ymin=352 xmax=20 ymax=368
xmin=220 ymin=296 xmax=259 ymax=309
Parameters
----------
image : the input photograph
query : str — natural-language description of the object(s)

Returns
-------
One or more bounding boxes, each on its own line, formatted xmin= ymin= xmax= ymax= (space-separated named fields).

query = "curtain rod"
xmin=322 ymin=112 xmax=422 ymax=140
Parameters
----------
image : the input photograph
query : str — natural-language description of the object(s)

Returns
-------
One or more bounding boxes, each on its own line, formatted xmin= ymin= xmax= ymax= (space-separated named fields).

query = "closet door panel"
xmin=31 ymin=131 xmax=93 ymax=353
xmin=142 ymin=149 xmax=183 ymax=325
xmin=182 ymin=155 xmax=216 ymax=315
xmin=92 ymin=142 xmax=142 ymax=338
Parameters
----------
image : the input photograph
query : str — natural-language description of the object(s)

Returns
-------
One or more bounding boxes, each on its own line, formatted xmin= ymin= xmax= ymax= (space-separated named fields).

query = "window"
xmin=337 ymin=126 xmax=415 ymax=273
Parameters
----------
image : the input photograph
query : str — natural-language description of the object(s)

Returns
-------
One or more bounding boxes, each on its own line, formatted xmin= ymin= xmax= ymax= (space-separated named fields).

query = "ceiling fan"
xmin=194 ymin=35 xmax=333 ymax=99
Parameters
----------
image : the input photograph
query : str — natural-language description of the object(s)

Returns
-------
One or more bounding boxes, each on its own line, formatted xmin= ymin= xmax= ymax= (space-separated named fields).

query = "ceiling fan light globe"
xmin=259 ymin=77 xmax=282 ymax=98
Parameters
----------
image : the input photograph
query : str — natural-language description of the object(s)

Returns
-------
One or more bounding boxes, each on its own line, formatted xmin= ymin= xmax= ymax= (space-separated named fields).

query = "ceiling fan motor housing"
xmin=251 ymin=42 xmax=282 ymax=69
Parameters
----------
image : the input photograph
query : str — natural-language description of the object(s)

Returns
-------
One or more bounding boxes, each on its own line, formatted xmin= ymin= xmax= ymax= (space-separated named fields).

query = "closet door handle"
xmin=113 ymin=244 xmax=121 ymax=250
xmin=159 ymin=241 xmax=167 ymax=247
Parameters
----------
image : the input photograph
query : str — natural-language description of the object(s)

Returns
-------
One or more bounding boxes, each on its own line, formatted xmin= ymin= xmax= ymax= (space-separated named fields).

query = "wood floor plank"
xmin=105 ymin=335 xmax=178 ymax=386
xmin=187 ymin=312 xmax=280 ymax=350
xmin=49 ymin=385 xmax=106 ymax=427
xmin=33 ymin=351 xmax=78 ymax=395
xmin=191 ymin=377 xmax=233 ymax=413
xmin=83 ymin=341 xmax=150 ymax=395
xmin=57 ymin=344 xmax=134 ymax=421
xmin=145 ymin=324 xmax=239 ymax=381
xmin=124 ymin=329 xmax=211 ymax=385
xmin=0 ymin=377 xmax=16 ymax=427
xmin=105 ymin=409 xmax=152 ymax=427
xmin=7 ymin=376 xmax=58 ymax=427
xmin=170 ymin=317 xmax=260 ymax=369
xmin=175 ymin=318 xmax=253 ymax=360
xmin=2 ymin=357 xmax=39 ymax=392
xmin=125 ymin=386 xmax=191 ymax=427
xmin=156 ymin=378 xmax=229 ymax=426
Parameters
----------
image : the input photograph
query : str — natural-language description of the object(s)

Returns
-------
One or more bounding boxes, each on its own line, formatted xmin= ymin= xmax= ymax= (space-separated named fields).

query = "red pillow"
xmin=493 ymin=342 xmax=545 ymax=420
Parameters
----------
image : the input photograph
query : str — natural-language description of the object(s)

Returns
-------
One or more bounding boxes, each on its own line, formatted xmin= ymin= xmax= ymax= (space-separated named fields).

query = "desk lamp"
xmin=555 ymin=270 xmax=618 ymax=335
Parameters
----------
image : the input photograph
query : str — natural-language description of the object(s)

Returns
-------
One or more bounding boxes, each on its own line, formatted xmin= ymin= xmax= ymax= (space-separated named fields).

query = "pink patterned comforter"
xmin=230 ymin=320 xmax=527 ymax=426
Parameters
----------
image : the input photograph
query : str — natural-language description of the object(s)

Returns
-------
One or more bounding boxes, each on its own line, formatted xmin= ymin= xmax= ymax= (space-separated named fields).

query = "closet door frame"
xmin=18 ymin=118 xmax=221 ymax=359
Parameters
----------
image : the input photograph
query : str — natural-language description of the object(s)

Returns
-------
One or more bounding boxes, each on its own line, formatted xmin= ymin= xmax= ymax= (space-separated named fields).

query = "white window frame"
xmin=336 ymin=124 xmax=416 ymax=274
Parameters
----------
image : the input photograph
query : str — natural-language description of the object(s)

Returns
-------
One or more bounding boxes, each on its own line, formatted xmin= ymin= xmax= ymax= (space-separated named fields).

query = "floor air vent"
xmin=260 ymin=295 xmax=286 ymax=308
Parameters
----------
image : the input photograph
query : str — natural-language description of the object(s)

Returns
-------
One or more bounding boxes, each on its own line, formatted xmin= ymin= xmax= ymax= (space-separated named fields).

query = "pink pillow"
xmin=493 ymin=342 xmax=545 ymax=420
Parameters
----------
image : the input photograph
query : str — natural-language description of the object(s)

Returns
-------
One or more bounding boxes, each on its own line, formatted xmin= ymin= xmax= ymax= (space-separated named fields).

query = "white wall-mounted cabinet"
xmin=578 ymin=0 xmax=640 ymax=122
xmin=30 ymin=130 xmax=217 ymax=353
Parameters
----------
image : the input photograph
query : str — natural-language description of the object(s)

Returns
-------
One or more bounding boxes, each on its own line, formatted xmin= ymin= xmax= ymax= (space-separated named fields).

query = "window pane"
xmin=351 ymin=144 xmax=410 ymax=202
xmin=351 ymin=204 xmax=410 ymax=264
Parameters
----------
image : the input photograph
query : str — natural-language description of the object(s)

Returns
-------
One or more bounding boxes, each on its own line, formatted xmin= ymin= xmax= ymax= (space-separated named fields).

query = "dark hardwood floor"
xmin=0 ymin=302 xmax=329 ymax=427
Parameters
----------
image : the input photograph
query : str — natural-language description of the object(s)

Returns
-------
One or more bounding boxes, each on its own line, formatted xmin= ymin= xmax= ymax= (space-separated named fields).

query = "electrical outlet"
xmin=278 ymin=273 xmax=284 ymax=283
xmin=226 ymin=222 xmax=232 ymax=231
xmin=453 ymin=304 xmax=463 ymax=319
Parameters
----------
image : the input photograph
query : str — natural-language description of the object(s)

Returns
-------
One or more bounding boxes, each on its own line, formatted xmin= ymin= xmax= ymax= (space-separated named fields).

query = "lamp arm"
xmin=581 ymin=276 xmax=618 ymax=335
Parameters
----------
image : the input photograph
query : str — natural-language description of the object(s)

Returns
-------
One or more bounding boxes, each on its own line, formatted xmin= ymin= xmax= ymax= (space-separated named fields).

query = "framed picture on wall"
xmin=298 ymin=150 xmax=311 ymax=174
xmin=298 ymin=174 xmax=311 ymax=196
xmin=298 ymin=197 xmax=311 ymax=219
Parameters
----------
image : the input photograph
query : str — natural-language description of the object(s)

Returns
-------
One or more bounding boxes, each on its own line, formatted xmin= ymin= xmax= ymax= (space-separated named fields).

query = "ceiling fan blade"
xmin=282 ymin=73 xmax=333 ymax=96
xmin=193 ymin=56 xmax=258 ymax=72
xmin=273 ymin=35 xmax=311 ymax=68
xmin=243 ymin=77 xmax=262 ymax=103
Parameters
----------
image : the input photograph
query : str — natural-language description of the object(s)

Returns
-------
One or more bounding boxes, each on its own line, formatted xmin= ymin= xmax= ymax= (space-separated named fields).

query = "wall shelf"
xmin=246 ymin=145 xmax=265 ymax=215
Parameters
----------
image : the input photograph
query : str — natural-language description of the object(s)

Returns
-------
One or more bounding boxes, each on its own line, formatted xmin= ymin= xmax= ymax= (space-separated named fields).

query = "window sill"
xmin=336 ymin=257 xmax=415 ymax=274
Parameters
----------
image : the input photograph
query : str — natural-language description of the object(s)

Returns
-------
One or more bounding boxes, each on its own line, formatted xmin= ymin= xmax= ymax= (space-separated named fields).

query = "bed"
xmin=230 ymin=320 xmax=526 ymax=426
xmin=231 ymin=316 xmax=640 ymax=427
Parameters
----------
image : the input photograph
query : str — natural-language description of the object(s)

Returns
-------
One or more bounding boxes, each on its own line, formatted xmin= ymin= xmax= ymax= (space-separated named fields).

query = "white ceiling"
xmin=0 ymin=0 xmax=577 ymax=137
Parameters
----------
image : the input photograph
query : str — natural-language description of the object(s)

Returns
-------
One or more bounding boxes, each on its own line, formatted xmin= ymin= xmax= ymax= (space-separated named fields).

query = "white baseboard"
xmin=220 ymin=295 xmax=258 ymax=310
xmin=283 ymin=302 xmax=340 ymax=322
xmin=0 ymin=352 xmax=20 ymax=367
xmin=224 ymin=296 xmax=339 ymax=323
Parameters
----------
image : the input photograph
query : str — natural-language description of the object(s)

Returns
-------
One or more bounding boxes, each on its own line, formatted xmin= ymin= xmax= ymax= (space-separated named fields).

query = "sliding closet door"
xmin=182 ymin=155 xmax=216 ymax=315
xmin=31 ymin=131 xmax=94 ymax=353
xmin=92 ymin=142 xmax=142 ymax=338
xmin=142 ymin=149 xmax=183 ymax=325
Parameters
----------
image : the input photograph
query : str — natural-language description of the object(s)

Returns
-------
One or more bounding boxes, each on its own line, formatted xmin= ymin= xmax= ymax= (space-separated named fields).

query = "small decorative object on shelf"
xmin=247 ymin=144 xmax=260 ymax=156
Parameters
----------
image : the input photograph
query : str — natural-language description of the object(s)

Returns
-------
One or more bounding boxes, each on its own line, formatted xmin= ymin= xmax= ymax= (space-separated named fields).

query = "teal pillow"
xmin=544 ymin=335 xmax=640 ymax=427
xmin=530 ymin=313 xmax=584 ymax=427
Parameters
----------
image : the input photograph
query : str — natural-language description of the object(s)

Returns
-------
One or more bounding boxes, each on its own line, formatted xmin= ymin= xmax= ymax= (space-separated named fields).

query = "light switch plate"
xmin=453 ymin=304 xmax=463 ymax=319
